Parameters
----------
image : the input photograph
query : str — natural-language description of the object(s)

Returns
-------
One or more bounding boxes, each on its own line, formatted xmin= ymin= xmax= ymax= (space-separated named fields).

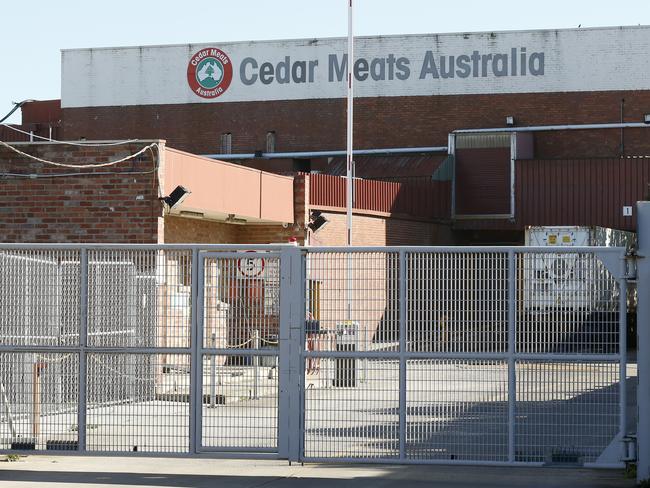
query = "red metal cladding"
xmin=309 ymin=174 xmax=451 ymax=220
xmin=516 ymin=158 xmax=650 ymax=231
xmin=455 ymin=147 xmax=511 ymax=216
xmin=21 ymin=100 xmax=62 ymax=125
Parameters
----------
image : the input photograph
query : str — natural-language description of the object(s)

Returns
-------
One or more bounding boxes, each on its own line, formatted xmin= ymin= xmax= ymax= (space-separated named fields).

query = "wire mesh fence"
xmin=0 ymin=249 xmax=80 ymax=347
xmin=515 ymin=360 xmax=620 ymax=463
xmin=86 ymin=353 xmax=189 ymax=453
xmin=406 ymin=359 xmax=509 ymax=461
xmin=302 ymin=248 xmax=627 ymax=464
xmin=0 ymin=352 xmax=79 ymax=451
xmin=304 ymin=357 xmax=400 ymax=459
xmin=200 ymin=354 xmax=278 ymax=451
xmin=0 ymin=245 xmax=630 ymax=465
xmin=406 ymin=252 xmax=508 ymax=353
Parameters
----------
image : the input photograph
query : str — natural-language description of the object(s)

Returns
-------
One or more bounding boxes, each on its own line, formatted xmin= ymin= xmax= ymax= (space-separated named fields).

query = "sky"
xmin=0 ymin=0 xmax=648 ymax=123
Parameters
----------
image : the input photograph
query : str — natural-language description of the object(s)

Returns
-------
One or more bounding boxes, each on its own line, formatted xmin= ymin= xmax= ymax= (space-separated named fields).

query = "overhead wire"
xmin=0 ymin=139 xmax=160 ymax=169
xmin=1 ymin=123 xmax=140 ymax=146
xmin=0 ymin=100 xmax=34 ymax=124
xmin=0 ymin=169 xmax=157 ymax=179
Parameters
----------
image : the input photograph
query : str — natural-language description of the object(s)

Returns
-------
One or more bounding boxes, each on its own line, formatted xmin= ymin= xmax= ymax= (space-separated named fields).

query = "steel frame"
xmin=0 ymin=243 xmax=631 ymax=467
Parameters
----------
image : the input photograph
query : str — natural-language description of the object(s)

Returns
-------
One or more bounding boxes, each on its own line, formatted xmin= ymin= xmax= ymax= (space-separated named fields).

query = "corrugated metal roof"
xmin=309 ymin=173 xmax=451 ymax=220
xmin=324 ymin=154 xmax=447 ymax=178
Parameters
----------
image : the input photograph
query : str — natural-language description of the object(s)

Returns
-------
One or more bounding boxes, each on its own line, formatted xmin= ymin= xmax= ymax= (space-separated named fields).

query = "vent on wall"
xmin=456 ymin=132 xmax=510 ymax=149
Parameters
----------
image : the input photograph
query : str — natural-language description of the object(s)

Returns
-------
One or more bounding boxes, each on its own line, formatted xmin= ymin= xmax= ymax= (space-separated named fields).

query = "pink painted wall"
xmin=164 ymin=148 xmax=293 ymax=223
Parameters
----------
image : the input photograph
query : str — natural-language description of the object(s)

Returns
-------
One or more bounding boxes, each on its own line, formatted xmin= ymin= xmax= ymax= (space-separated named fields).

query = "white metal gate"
xmin=300 ymin=247 xmax=631 ymax=466
xmin=196 ymin=251 xmax=282 ymax=454
xmin=0 ymin=244 xmax=633 ymax=467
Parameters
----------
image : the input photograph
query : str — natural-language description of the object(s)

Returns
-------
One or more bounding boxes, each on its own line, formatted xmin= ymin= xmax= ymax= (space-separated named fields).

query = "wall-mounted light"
xmin=179 ymin=210 xmax=204 ymax=219
xmin=226 ymin=214 xmax=247 ymax=224
xmin=308 ymin=210 xmax=329 ymax=233
xmin=505 ymin=116 xmax=515 ymax=126
xmin=160 ymin=185 xmax=191 ymax=209
xmin=644 ymin=114 xmax=650 ymax=124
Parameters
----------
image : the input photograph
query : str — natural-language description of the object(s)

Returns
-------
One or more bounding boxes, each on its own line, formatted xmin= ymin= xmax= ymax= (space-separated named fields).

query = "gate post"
xmin=507 ymin=249 xmax=516 ymax=463
xmin=278 ymin=245 xmax=303 ymax=462
xmin=637 ymin=202 xmax=650 ymax=482
xmin=189 ymin=248 xmax=200 ymax=454
xmin=78 ymin=247 xmax=88 ymax=453
xmin=398 ymin=249 xmax=407 ymax=461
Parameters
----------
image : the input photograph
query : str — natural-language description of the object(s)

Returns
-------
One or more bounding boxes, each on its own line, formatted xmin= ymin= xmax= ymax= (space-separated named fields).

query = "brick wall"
xmin=0 ymin=142 xmax=162 ymax=243
xmin=163 ymin=215 xmax=238 ymax=243
xmin=164 ymin=215 xmax=305 ymax=245
xmin=62 ymin=90 xmax=650 ymax=160
xmin=308 ymin=211 xmax=453 ymax=247
xmin=0 ymin=142 xmax=456 ymax=246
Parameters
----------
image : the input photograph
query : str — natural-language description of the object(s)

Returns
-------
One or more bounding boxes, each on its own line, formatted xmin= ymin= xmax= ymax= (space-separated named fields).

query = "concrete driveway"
xmin=0 ymin=455 xmax=634 ymax=488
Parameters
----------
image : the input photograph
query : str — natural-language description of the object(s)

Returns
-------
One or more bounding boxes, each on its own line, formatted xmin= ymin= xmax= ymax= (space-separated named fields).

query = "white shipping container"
xmin=523 ymin=226 xmax=634 ymax=310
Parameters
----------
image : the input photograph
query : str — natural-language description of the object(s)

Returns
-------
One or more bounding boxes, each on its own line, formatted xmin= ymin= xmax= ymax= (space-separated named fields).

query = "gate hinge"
xmin=622 ymin=434 xmax=637 ymax=463
xmin=624 ymin=251 xmax=639 ymax=281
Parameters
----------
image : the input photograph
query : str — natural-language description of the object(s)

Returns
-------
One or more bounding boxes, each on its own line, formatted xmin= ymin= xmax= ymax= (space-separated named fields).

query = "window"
xmin=266 ymin=131 xmax=276 ymax=153
xmin=220 ymin=132 xmax=232 ymax=154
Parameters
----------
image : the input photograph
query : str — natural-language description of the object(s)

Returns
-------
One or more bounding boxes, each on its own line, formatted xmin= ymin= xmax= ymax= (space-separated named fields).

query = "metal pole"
xmin=210 ymin=332 xmax=216 ymax=407
xmin=189 ymin=248 xmax=200 ymax=453
xmin=78 ymin=248 xmax=88 ymax=452
xmin=0 ymin=383 xmax=16 ymax=438
xmin=636 ymin=202 xmax=650 ymax=483
xmin=345 ymin=0 xmax=355 ymax=323
xmin=253 ymin=329 xmax=260 ymax=400
xmin=398 ymin=250 xmax=407 ymax=460
xmin=619 ymin=276 xmax=628 ymax=456
xmin=32 ymin=363 xmax=41 ymax=438
xmin=346 ymin=0 xmax=354 ymax=247
xmin=507 ymin=250 xmax=516 ymax=462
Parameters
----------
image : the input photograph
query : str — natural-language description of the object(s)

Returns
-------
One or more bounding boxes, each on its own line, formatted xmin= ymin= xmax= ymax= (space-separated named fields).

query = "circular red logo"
xmin=187 ymin=48 xmax=233 ymax=99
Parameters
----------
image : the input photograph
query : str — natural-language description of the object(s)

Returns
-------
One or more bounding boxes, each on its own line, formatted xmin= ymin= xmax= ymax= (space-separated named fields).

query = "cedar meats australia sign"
xmin=187 ymin=48 xmax=233 ymax=98
xmin=62 ymin=26 xmax=650 ymax=108
xmin=186 ymin=45 xmax=544 ymax=99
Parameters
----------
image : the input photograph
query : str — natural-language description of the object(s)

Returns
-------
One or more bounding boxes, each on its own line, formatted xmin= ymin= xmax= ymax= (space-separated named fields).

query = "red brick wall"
xmin=163 ymin=215 xmax=238 ymax=243
xmin=62 ymin=90 xmax=650 ymax=160
xmin=308 ymin=211 xmax=453 ymax=247
xmin=164 ymin=216 xmax=304 ymax=245
xmin=0 ymin=142 xmax=161 ymax=243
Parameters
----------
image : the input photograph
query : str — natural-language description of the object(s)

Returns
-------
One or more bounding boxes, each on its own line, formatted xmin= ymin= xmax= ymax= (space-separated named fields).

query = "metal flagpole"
xmin=346 ymin=0 xmax=354 ymax=324
xmin=346 ymin=0 xmax=354 ymax=248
